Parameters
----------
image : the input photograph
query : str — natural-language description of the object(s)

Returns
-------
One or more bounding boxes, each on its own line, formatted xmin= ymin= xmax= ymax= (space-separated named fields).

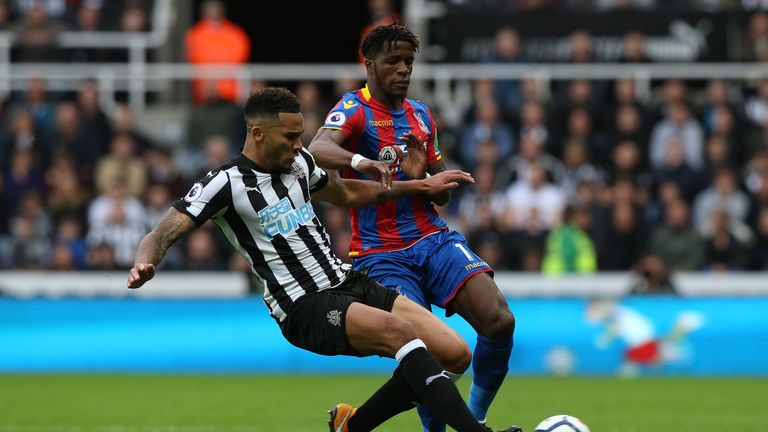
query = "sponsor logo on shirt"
xmin=258 ymin=197 xmax=316 ymax=240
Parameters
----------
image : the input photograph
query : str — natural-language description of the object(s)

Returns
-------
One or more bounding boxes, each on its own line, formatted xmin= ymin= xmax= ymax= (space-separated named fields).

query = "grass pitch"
xmin=0 ymin=375 xmax=765 ymax=432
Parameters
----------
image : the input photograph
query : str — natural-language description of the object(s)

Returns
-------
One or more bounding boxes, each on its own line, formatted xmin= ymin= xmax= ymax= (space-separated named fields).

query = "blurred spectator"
xmin=610 ymin=104 xmax=649 ymax=160
xmin=649 ymin=198 xmax=705 ymax=271
xmin=45 ymin=153 xmax=89 ymax=227
xmin=598 ymin=201 xmax=647 ymax=270
xmin=504 ymin=162 xmax=566 ymax=230
xmin=457 ymin=163 xmax=507 ymax=233
xmin=52 ymin=216 xmax=87 ymax=270
xmin=704 ymin=209 xmax=748 ymax=271
xmin=609 ymin=140 xmax=646 ymax=184
xmin=562 ymin=107 xmax=610 ymax=168
xmin=186 ymin=80 xmax=243 ymax=149
xmin=651 ymin=79 xmax=688 ymax=125
xmin=486 ymin=26 xmax=527 ymax=112
xmin=47 ymin=101 xmax=105 ymax=180
xmin=518 ymin=101 xmax=549 ymax=148
xmin=749 ymin=206 xmax=768 ymax=269
xmin=296 ymin=81 xmax=328 ymax=119
xmin=568 ymin=30 xmax=594 ymax=64
xmin=745 ymin=79 xmax=768 ymax=131
xmin=497 ymin=132 xmax=563 ymax=187
xmin=0 ymin=110 xmax=38 ymax=171
xmin=180 ymin=228 xmax=228 ymax=271
xmin=542 ymin=205 xmax=597 ymax=274
xmin=143 ymin=146 xmax=188 ymax=197
xmin=560 ymin=140 xmax=604 ymax=203
xmin=69 ymin=1 xmax=118 ymax=62
xmin=652 ymin=138 xmax=703 ymax=201
xmin=358 ymin=0 xmax=399 ymax=63
xmin=195 ymin=135 xmax=232 ymax=179
xmin=86 ymin=190 xmax=146 ymax=268
xmin=119 ymin=5 xmax=147 ymax=32
xmin=649 ymin=101 xmax=705 ymax=171
xmin=111 ymin=103 xmax=153 ymax=153
xmin=185 ymin=0 xmax=251 ymax=103
xmin=88 ymin=181 xmax=144 ymax=231
xmin=144 ymin=183 xmax=171 ymax=228
xmin=7 ymin=76 xmax=55 ymax=134
xmin=619 ymin=31 xmax=651 ymax=63
xmin=630 ymin=255 xmax=675 ymax=294
xmin=94 ymin=133 xmax=147 ymax=198
xmin=86 ymin=242 xmax=117 ymax=270
xmin=77 ymin=80 xmax=113 ymax=152
xmin=468 ymin=230 xmax=507 ymax=270
xmin=551 ymin=79 xmax=601 ymax=156
xmin=459 ymin=97 xmax=514 ymax=169
xmin=692 ymin=167 xmax=750 ymax=233
xmin=10 ymin=191 xmax=51 ymax=269
xmin=645 ymin=179 xmax=683 ymax=225
xmin=0 ymin=1 xmax=9 ymax=30
xmin=744 ymin=11 xmax=768 ymax=62
xmin=2 ymin=148 xmax=45 ymax=215
xmin=11 ymin=2 xmax=67 ymax=62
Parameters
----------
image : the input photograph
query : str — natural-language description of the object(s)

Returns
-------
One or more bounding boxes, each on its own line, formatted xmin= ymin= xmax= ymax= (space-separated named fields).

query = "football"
xmin=378 ymin=146 xmax=398 ymax=165
xmin=534 ymin=415 xmax=591 ymax=432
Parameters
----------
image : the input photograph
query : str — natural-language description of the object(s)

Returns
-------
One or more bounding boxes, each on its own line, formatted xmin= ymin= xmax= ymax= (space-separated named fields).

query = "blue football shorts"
xmin=352 ymin=230 xmax=493 ymax=312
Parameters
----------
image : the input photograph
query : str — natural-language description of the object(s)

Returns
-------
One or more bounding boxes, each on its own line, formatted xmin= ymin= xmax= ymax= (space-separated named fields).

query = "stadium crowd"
xmin=2 ymin=1 xmax=768 ymax=290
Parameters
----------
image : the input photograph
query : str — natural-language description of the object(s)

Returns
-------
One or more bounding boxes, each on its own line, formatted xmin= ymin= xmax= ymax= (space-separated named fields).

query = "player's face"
xmin=263 ymin=112 xmax=304 ymax=173
xmin=371 ymin=41 xmax=415 ymax=99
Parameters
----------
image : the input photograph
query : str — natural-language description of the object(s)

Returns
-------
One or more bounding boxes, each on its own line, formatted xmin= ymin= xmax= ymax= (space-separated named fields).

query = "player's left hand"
xmin=396 ymin=132 xmax=428 ymax=179
xmin=421 ymin=169 xmax=474 ymax=194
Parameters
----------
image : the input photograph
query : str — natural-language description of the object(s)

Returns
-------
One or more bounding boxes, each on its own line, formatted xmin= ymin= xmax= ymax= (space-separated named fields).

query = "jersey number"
xmin=455 ymin=243 xmax=474 ymax=261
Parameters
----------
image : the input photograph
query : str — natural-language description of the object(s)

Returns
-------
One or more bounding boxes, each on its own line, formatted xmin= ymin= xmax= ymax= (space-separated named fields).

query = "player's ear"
xmin=250 ymin=123 xmax=263 ymax=141
xmin=364 ymin=57 xmax=374 ymax=74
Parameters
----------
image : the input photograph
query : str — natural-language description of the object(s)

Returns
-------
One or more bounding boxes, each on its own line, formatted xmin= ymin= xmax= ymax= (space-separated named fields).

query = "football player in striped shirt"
xmin=309 ymin=24 xmax=518 ymax=432
xmin=127 ymin=88 xmax=519 ymax=432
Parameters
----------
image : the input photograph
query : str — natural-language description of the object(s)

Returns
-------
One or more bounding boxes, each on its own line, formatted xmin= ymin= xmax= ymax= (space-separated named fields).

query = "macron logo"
xmin=425 ymin=371 xmax=450 ymax=386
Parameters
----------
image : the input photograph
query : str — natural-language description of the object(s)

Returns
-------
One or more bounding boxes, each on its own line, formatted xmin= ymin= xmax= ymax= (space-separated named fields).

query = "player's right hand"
xmin=357 ymin=158 xmax=393 ymax=189
xmin=128 ymin=263 xmax=156 ymax=288
xmin=422 ymin=170 xmax=474 ymax=194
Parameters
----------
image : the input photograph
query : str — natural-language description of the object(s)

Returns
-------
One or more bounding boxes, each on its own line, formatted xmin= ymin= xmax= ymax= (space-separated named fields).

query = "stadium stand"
xmin=2 ymin=0 xmax=768 ymax=298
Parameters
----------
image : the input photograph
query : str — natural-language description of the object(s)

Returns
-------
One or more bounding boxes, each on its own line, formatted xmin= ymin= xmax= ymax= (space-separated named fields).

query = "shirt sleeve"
xmin=321 ymin=99 xmax=365 ymax=145
xmin=173 ymin=169 xmax=231 ymax=225
xmin=299 ymin=148 xmax=329 ymax=193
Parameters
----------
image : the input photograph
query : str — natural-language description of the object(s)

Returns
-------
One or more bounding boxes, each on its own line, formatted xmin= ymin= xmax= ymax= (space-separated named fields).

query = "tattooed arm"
xmin=127 ymin=208 xmax=197 ymax=288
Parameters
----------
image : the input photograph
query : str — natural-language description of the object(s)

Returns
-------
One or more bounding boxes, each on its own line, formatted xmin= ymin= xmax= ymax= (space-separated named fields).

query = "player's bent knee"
xmin=480 ymin=310 xmax=516 ymax=341
xmin=378 ymin=313 xmax=418 ymax=354
xmin=443 ymin=343 xmax=472 ymax=374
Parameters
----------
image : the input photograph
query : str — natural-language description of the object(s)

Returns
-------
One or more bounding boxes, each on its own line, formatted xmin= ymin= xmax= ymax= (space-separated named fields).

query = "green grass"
xmin=0 ymin=375 xmax=766 ymax=431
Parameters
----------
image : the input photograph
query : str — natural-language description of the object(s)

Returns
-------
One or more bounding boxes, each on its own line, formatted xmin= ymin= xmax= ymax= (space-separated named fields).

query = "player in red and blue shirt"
xmin=309 ymin=24 xmax=520 ymax=432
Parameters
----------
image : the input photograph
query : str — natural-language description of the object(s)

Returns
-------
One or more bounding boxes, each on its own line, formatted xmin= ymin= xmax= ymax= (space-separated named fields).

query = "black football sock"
xmin=348 ymin=365 xmax=419 ymax=431
xmin=397 ymin=341 xmax=485 ymax=432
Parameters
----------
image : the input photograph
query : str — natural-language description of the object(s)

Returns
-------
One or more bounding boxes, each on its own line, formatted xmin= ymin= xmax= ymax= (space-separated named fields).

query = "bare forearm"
xmin=133 ymin=208 xmax=195 ymax=265
xmin=133 ymin=232 xmax=168 ymax=266
xmin=343 ymin=178 xmax=428 ymax=208
xmin=309 ymin=138 xmax=354 ymax=169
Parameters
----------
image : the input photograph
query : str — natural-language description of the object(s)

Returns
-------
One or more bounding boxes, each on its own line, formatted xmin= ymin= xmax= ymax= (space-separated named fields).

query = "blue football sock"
xmin=468 ymin=334 xmax=513 ymax=421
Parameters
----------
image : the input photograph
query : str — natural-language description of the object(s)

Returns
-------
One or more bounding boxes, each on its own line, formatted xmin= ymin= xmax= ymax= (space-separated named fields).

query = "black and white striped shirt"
xmin=173 ymin=148 xmax=351 ymax=322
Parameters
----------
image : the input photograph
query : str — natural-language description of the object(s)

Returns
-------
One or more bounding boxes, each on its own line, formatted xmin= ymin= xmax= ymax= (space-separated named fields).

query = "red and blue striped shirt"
xmin=321 ymin=85 xmax=446 ymax=256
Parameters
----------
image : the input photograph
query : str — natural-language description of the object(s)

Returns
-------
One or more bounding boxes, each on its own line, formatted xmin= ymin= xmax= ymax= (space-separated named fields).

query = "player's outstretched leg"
xmin=451 ymin=273 xmax=516 ymax=425
xmin=342 ymin=299 xmax=491 ymax=432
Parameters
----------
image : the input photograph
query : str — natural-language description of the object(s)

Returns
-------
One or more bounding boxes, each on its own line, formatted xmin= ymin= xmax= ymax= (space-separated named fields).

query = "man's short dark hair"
xmin=360 ymin=23 xmax=420 ymax=60
xmin=244 ymin=87 xmax=301 ymax=125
